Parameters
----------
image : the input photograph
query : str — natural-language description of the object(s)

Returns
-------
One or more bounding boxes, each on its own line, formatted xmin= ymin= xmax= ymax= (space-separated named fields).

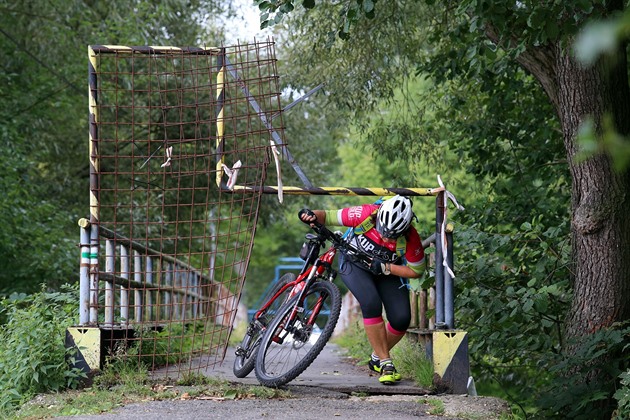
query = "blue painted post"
xmin=444 ymin=227 xmax=454 ymax=329
xmin=434 ymin=192 xmax=445 ymax=327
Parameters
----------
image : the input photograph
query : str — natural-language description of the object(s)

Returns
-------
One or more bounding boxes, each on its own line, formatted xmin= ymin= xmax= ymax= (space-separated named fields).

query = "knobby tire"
xmin=254 ymin=280 xmax=341 ymax=387
xmin=232 ymin=272 xmax=296 ymax=378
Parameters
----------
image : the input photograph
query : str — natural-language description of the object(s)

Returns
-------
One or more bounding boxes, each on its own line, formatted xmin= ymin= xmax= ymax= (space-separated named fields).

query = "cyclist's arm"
xmin=394 ymin=228 xmax=425 ymax=279
xmin=306 ymin=210 xmax=344 ymax=227
xmin=390 ymin=262 xmax=424 ymax=279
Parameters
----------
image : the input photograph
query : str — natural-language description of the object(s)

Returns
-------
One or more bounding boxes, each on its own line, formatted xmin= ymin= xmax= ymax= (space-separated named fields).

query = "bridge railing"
xmin=78 ymin=220 xmax=237 ymax=328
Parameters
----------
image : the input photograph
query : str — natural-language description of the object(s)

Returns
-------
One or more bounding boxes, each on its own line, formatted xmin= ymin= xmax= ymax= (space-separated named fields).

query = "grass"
xmin=391 ymin=336 xmax=434 ymax=388
xmin=331 ymin=320 xmax=372 ymax=363
xmin=228 ymin=319 xmax=248 ymax=347
xmin=12 ymin=360 xmax=291 ymax=419
xmin=420 ymin=398 xmax=445 ymax=415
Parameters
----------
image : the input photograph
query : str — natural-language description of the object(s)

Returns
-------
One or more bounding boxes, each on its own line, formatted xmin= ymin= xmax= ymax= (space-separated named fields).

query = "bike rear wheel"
xmin=233 ymin=272 xmax=296 ymax=378
xmin=254 ymin=280 xmax=341 ymax=387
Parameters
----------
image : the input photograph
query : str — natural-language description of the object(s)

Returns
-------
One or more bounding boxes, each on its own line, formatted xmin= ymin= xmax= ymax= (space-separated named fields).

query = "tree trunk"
xmin=553 ymin=43 xmax=630 ymax=344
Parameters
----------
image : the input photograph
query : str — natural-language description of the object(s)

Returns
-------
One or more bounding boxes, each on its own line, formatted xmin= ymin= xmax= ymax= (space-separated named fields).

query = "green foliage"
xmin=614 ymin=369 xmax=630 ymax=420
xmin=537 ymin=321 xmax=630 ymax=419
xmin=0 ymin=0 xmax=235 ymax=296
xmin=572 ymin=7 xmax=630 ymax=173
xmin=455 ymin=215 xmax=571 ymax=409
xmin=0 ymin=284 xmax=85 ymax=414
xmin=256 ymin=0 xmax=376 ymax=35
xmin=117 ymin=321 xmax=223 ymax=370
xmin=420 ymin=398 xmax=446 ymax=416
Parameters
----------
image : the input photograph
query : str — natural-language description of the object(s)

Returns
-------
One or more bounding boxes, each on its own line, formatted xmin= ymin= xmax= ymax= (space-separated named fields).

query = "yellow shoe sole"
xmin=370 ymin=362 xmax=402 ymax=381
xmin=379 ymin=374 xmax=397 ymax=385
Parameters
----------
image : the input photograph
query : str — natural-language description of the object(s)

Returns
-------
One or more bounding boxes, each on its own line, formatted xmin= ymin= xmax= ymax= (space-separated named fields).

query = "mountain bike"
xmin=252 ymin=220 xmax=373 ymax=387
xmin=232 ymin=221 xmax=339 ymax=378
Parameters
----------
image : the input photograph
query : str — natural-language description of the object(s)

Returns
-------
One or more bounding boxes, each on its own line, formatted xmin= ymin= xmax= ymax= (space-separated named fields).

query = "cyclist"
xmin=299 ymin=195 xmax=425 ymax=385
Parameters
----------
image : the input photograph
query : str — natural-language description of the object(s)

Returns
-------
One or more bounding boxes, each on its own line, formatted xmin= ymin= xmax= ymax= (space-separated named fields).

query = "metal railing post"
xmin=435 ymin=192 xmax=445 ymax=326
xmin=105 ymin=239 xmax=115 ymax=326
xmin=79 ymin=221 xmax=90 ymax=325
xmin=120 ymin=245 xmax=129 ymax=324
xmin=444 ymin=227 xmax=454 ymax=329
xmin=146 ymin=256 xmax=154 ymax=321
xmin=134 ymin=250 xmax=143 ymax=322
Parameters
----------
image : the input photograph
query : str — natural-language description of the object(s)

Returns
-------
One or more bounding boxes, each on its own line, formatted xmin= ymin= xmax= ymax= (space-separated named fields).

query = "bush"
xmin=537 ymin=321 xmax=630 ymax=419
xmin=0 ymin=284 xmax=85 ymax=414
xmin=613 ymin=369 xmax=630 ymax=420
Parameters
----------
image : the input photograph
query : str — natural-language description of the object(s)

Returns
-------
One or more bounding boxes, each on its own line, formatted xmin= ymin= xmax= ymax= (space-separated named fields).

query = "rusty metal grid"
xmin=84 ymin=41 xmax=283 ymax=377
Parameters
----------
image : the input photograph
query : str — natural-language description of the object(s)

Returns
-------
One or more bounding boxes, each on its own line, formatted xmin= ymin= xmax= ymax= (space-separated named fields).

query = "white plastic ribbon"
xmin=221 ymin=160 xmax=242 ymax=191
xmin=160 ymin=146 xmax=173 ymax=168
xmin=270 ymin=141 xmax=283 ymax=203
xmin=437 ymin=175 xmax=465 ymax=278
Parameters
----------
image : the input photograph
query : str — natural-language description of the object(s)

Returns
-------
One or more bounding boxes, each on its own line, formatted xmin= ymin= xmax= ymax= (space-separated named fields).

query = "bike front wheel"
xmin=254 ymin=280 xmax=341 ymax=387
xmin=233 ymin=272 xmax=296 ymax=378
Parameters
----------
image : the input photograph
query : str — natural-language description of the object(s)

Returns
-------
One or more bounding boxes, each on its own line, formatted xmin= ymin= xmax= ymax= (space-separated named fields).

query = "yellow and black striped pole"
xmin=66 ymin=46 xmax=104 ymax=378
xmin=86 ymin=46 xmax=100 ymax=325
xmin=229 ymin=185 xmax=440 ymax=197
xmin=215 ymin=47 xmax=226 ymax=188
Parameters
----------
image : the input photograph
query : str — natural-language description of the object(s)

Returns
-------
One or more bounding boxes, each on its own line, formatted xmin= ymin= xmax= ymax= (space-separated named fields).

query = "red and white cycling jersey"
xmin=330 ymin=204 xmax=425 ymax=272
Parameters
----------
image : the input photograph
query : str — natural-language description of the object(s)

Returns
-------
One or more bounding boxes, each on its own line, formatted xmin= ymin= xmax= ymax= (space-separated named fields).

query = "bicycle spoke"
xmin=255 ymin=281 xmax=341 ymax=387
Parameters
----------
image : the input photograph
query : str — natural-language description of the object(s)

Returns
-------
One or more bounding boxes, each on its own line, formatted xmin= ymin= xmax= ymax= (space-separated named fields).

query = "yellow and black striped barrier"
xmin=229 ymin=185 xmax=441 ymax=197
xmin=430 ymin=330 xmax=470 ymax=394
xmin=66 ymin=327 xmax=101 ymax=375
xmin=66 ymin=326 xmax=136 ymax=379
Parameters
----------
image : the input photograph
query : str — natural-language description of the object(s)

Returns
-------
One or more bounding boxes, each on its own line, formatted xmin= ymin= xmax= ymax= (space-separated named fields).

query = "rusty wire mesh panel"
xmin=86 ymin=41 xmax=284 ymax=377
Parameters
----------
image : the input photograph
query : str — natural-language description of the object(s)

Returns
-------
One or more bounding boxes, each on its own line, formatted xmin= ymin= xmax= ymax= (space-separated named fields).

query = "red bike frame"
xmin=252 ymin=243 xmax=338 ymax=322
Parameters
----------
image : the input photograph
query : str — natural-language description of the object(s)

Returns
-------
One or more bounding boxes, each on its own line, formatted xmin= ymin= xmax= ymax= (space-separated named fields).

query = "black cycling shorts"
xmin=339 ymin=259 xmax=411 ymax=333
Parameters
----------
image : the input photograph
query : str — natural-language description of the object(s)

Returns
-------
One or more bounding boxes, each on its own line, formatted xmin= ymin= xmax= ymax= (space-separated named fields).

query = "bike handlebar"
xmin=308 ymin=221 xmax=372 ymax=267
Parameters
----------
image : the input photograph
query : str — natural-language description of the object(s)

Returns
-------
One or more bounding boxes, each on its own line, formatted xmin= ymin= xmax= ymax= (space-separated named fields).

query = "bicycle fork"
xmin=274 ymin=263 xmax=333 ymax=344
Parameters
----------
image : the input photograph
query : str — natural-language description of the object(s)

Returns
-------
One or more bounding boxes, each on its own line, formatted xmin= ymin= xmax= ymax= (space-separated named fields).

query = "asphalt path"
xmin=202 ymin=342 xmax=431 ymax=396
xmin=56 ymin=343 xmax=509 ymax=419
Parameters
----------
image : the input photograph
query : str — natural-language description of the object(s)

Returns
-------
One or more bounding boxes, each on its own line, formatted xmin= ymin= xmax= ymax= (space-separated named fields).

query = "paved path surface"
xmin=202 ymin=343 xmax=431 ymax=395
xmin=57 ymin=343 xmax=510 ymax=419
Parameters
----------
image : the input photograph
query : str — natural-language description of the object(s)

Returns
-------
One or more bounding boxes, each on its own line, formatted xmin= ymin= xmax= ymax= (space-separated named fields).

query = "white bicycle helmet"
xmin=375 ymin=195 xmax=413 ymax=239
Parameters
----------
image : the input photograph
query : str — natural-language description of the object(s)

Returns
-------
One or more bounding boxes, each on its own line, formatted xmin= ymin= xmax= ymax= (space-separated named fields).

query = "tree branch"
xmin=483 ymin=23 xmax=559 ymax=112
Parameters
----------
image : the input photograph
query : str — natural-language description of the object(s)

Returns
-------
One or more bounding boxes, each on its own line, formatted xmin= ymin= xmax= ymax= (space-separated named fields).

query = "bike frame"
xmin=252 ymin=238 xmax=337 ymax=322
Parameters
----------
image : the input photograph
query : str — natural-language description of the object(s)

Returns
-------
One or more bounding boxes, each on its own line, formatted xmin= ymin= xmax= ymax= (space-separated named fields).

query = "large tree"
xmin=472 ymin=1 xmax=630 ymax=344
xmin=258 ymin=0 xmax=630 ymax=344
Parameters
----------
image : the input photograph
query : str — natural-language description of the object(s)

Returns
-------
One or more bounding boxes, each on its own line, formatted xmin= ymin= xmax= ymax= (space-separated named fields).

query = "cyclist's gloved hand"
xmin=298 ymin=209 xmax=317 ymax=225
xmin=369 ymin=257 xmax=387 ymax=275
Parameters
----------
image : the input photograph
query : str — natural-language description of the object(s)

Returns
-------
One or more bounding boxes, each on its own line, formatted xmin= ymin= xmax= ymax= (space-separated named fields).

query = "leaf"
xmin=574 ymin=20 xmax=620 ymax=66
xmin=224 ymin=389 xmax=238 ymax=399
xmin=363 ymin=0 xmax=375 ymax=14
